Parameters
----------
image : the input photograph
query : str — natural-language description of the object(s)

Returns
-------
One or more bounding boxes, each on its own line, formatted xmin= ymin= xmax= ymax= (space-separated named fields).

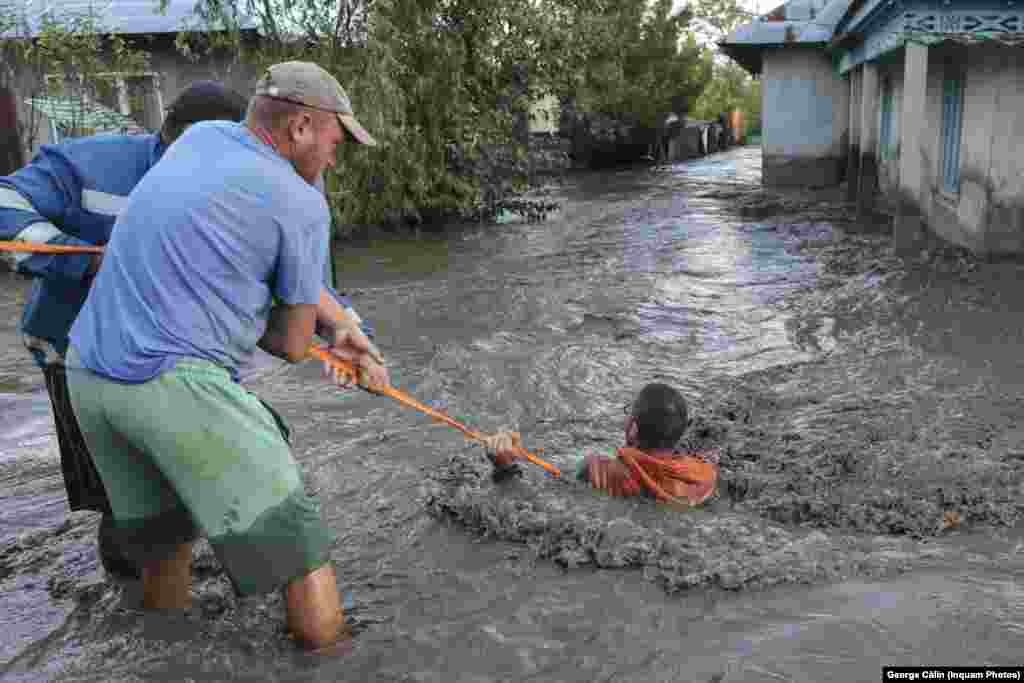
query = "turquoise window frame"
xmin=940 ymin=66 xmax=964 ymax=196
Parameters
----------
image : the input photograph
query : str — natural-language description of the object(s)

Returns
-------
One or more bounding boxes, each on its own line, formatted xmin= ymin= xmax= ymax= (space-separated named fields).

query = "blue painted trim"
xmin=834 ymin=1 xmax=1024 ymax=72
xmin=837 ymin=0 xmax=1022 ymax=34
xmin=879 ymin=80 xmax=895 ymax=156
xmin=836 ymin=0 xmax=899 ymax=35
xmin=940 ymin=70 xmax=964 ymax=194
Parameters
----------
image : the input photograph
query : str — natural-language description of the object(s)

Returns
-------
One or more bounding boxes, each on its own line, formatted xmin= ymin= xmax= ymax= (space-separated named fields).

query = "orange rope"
xmin=616 ymin=450 xmax=692 ymax=508
xmin=615 ymin=448 xmax=718 ymax=508
xmin=308 ymin=346 xmax=560 ymax=476
xmin=0 ymin=240 xmax=562 ymax=477
xmin=0 ymin=240 xmax=104 ymax=254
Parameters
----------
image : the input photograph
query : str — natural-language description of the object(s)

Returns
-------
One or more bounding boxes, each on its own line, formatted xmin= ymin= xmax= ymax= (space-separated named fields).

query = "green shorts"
xmin=65 ymin=349 xmax=333 ymax=596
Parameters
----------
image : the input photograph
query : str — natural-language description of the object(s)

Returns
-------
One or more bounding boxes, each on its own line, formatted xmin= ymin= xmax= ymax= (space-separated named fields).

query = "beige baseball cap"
xmin=254 ymin=61 xmax=377 ymax=146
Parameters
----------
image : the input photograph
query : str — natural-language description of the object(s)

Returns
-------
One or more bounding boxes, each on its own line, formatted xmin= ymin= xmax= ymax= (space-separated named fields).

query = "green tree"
xmin=686 ymin=0 xmax=762 ymax=133
xmin=688 ymin=0 xmax=752 ymax=43
xmin=692 ymin=60 xmax=758 ymax=122
xmin=1 ymin=8 xmax=148 ymax=159
xmin=539 ymin=0 xmax=710 ymax=125
xmin=179 ymin=0 xmax=713 ymax=225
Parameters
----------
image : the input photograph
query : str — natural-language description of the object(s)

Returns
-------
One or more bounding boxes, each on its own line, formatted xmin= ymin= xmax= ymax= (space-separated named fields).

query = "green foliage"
xmin=686 ymin=0 xmax=762 ymax=131
xmin=691 ymin=60 xmax=761 ymax=131
xmin=688 ymin=0 xmax=751 ymax=42
xmin=1 ymin=8 xmax=149 ymax=154
xmin=539 ymin=0 xmax=711 ymax=126
xmin=179 ymin=0 xmax=713 ymax=225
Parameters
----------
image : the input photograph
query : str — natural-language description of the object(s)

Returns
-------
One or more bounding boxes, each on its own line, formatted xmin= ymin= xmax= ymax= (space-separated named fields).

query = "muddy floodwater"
xmin=3 ymin=146 xmax=1024 ymax=681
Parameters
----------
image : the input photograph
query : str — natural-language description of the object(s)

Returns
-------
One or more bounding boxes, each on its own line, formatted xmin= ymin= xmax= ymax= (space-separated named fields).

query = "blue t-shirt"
xmin=69 ymin=121 xmax=328 ymax=382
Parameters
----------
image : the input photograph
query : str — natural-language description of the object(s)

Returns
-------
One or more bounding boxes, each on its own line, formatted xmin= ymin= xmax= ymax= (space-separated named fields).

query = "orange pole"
xmin=0 ymin=240 xmax=562 ymax=476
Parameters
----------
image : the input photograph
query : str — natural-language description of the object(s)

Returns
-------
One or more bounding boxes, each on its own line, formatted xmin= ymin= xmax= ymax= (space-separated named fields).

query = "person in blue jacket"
xmin=0 ymin=80 xmax=377 ymax=580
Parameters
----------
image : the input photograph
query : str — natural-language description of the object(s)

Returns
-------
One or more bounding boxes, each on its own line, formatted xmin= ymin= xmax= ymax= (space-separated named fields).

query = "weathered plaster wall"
xmin=846 ymin=69 xmax=862 ymax=201
xmin=761 ymin=46 xmax=849 ymax=186
xmin=148 ymin=47 xmax=261 ymax=110
xmin=977 ymin=47 xmax=1024 ymax=255
xmin=877 ymin=58 xmax=904 ymax=197
xmin=917 ymin=44 xmax=1024 ymax=255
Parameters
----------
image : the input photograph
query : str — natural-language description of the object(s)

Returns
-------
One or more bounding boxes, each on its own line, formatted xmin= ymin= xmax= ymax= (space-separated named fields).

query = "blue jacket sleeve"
xmin=0 ymin=146 xmax=94 ymax=283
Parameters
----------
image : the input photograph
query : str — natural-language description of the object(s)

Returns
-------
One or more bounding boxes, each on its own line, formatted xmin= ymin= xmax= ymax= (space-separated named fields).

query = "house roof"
xmin=25 ymin=95 xmax=147 ymax=134
xmin=1 ymin=0 xmax=257 ymax=37
xmin=718 ymin=0 xmax=853 ymax=73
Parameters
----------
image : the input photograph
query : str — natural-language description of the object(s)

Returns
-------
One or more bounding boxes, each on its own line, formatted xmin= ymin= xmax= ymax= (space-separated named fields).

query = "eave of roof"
xmin=1 ymin=0 xmax=257 ymax=38
xmin=718 ymin=0 xmax=854 ymax=73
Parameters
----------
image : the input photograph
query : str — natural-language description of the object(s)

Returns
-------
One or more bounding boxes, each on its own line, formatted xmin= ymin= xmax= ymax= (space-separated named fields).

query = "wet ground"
xmin=2 ymin=146 xmax=1023 ymax=681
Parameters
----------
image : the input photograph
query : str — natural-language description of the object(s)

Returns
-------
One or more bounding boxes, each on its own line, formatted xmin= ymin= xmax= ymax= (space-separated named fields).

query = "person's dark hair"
xmin=159 ymin=81 xmax=247 ymax=145
xmin=629 ymin=383 xmax=689 ymax=450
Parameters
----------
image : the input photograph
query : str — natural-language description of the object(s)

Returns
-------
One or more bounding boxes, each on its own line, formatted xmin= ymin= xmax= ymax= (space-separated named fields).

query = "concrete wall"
xmin=877 ymin=59 xmax=904 ymax=197
xmin=147 ymin=47 xmax=261 ymax=110
xmin=914 ymin=44 xmax=1024 ymax=255
xmin=761 ymin=46 xmax=849 ymax=186
xmin=845 ymin=69 xmax=861 ymax=201
xmin=983 ymin=47 xmax=1024 ymax=254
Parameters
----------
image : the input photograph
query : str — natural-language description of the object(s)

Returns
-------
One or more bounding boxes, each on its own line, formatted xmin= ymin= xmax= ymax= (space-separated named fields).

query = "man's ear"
xmin=625 ymin=417 xmax=639 ymax=445
xmin=289 ymin=111 xmax=314 ymax=143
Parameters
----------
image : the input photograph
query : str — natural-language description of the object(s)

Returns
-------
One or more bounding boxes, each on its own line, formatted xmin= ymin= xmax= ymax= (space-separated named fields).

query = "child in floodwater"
xmin=483 ymin=383 xmax=719 ymax=505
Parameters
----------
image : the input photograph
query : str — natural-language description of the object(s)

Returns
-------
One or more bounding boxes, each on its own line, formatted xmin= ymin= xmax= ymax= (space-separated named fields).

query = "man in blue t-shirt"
xmin=67 ymin=61 xmax=387 ymax=653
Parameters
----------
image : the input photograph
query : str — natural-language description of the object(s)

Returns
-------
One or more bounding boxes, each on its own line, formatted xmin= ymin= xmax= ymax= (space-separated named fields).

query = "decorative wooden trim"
xmin=835 ymin=7 xmax=1024 ymax=73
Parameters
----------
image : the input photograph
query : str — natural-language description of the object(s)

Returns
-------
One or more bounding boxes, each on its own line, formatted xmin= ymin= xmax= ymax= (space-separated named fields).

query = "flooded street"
xmin=2 ymin=146 xmax=1024 ymax=681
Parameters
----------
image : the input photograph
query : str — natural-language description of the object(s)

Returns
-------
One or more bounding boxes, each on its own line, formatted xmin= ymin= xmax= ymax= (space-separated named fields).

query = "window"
xmin=879 ymin=77 xmax=895 ymax=160
xmin=940 ymin=65 xmax=964 ymax=195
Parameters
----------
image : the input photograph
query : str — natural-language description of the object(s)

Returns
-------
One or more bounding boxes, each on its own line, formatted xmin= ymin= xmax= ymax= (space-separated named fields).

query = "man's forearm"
xmin=316 ymin=287 xmax=359 ymax=341
xmin=259 ymin=303 xmax=317 ymax=363
xmin=316 ymin=287 xmax=384 ymax=364
xmin=317 ymin=284 xmax=375 ymax=340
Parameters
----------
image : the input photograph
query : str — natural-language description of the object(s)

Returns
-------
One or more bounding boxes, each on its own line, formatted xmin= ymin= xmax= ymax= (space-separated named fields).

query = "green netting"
xmin=24 ymin=96 xmax=145 ymax=135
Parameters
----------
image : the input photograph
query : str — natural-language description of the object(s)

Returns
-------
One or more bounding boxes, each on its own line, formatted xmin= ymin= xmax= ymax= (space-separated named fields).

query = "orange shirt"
xmin=584 ymin=448 xmax=719 ymax=505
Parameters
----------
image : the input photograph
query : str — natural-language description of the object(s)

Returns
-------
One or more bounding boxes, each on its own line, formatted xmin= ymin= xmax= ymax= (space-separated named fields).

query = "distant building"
xmin=719 ymin=0 xmax=851 ymax=188
xmin=721 ymin=0 xmax=1024 ymax=256
xmin=1 ymin=0 xmax=259 ymax=166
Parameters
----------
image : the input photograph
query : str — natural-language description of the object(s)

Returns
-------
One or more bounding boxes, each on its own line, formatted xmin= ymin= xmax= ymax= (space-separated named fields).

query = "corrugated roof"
xmin=25 ymin=95 xmax=147 ymax=133
xmin=718 ymin=0 xmax=853 ymax=73
xmin=721 ymin=0 xmax=851 ymax=46
xmin=1 ymin=0 xmax=257 ymax=37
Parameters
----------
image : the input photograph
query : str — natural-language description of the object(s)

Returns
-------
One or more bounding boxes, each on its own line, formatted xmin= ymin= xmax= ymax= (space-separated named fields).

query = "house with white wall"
xmin=721 ymin=0 xmax=1024 ymax=256
xmin=719 ymin=0 xmax=852 ymax=187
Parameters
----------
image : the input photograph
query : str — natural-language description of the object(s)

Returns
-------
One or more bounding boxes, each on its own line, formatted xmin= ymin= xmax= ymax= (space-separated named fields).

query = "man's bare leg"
xmin=141 ymin=542 xmax=194 ymax=609
xmin=286 ymin=563 xmax=346 ymax=651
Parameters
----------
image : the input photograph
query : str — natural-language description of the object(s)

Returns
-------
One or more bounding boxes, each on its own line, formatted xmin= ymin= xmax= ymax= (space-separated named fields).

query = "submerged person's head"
xmin=160 ymin=80 xmax=247 ymax=145
xmin=624 ymin=383 xmax=689 ymax=451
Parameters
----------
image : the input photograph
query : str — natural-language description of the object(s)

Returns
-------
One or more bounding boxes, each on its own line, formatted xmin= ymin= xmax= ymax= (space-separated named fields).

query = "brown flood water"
xmin=1 ymin=146 xmax=1023 ymax=682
